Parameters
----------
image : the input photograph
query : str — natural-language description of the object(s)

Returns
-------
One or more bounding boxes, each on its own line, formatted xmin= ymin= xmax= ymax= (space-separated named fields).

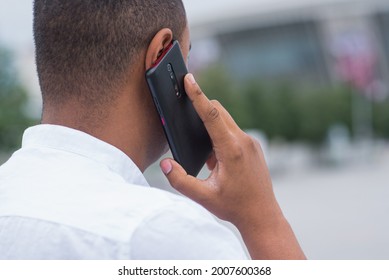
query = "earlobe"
xmin=145 ymin=28 xmax=173 ymax=70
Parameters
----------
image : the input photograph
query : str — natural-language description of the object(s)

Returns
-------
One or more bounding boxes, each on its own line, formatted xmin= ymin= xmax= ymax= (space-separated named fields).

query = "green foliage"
xmin=373 ymin=99 xmax=389 ymax=138
xmin=198 ymin=65 xmax=389 ymax=144
xmin=0 ymin=47 xmax=35 ymax=152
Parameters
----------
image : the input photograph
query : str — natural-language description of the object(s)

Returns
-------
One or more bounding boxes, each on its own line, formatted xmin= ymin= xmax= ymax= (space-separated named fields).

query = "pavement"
xmin=273 ymin=152 xmax=389 ymax=259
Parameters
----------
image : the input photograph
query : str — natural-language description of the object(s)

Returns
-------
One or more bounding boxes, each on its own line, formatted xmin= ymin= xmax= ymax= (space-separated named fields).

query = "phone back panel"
xmin=146 ymin=41 xmax=212 ymax=176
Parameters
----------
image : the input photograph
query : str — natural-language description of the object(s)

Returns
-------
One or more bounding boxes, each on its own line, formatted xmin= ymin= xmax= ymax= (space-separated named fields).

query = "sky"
xmin=0 ymin=1 xmax=34 ymax=49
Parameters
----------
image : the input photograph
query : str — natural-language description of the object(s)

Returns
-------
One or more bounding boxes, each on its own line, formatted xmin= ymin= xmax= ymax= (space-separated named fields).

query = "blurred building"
xmin=186 ymin=0 xmax=389 ymax=96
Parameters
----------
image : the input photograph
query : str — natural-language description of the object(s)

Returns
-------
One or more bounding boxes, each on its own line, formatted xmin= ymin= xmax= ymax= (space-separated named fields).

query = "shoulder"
xmin=127 ymin=189 xmax=247 ymax=260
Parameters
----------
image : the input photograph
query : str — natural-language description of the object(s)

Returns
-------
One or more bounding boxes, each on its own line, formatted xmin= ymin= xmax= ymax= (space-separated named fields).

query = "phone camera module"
xmin=175 ymin=85 xmax=182 ymax=98
xmin=167 ymin=63 xmax=183 ymax=99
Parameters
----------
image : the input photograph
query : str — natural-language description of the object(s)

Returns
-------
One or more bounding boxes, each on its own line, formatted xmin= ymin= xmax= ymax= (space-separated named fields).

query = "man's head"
xmin=34 ymin=0 xmax=187 ymax=108
xmin=33 ymin=0 xmax=189 ymax=170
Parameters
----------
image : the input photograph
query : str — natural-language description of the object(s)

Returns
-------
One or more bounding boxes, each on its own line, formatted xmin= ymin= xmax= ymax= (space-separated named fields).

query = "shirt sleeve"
xmin=129 ymin=200 xmax=248 ymax=260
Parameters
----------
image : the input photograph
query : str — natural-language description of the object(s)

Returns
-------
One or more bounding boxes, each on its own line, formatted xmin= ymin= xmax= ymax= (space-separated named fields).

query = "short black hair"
xmin=34 ymin=0 xmax=187 ymax=108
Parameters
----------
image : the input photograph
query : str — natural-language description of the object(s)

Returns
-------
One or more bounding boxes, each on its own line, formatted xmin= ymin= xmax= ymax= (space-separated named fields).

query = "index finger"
xmin=184 ymin=74 xmax=232 ymax=146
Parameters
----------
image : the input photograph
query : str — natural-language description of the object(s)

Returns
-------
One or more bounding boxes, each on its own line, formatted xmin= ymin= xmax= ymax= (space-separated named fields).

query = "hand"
xmin=160 ymin=74 xmax=306 ymax=260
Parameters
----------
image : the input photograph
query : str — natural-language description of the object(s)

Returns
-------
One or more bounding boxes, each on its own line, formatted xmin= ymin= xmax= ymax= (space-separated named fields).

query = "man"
xmin=0 ymin=0 xmax=305 ymax=259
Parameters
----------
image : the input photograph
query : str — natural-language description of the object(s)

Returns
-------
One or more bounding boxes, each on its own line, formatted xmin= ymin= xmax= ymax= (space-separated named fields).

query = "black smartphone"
xmin=146 ymin=40 xmax=212 ymax=177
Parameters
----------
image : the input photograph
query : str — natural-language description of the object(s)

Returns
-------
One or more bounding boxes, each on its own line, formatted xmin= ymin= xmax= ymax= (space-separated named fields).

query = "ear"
xmin=145 ymin=28 xmax=173 ymax=70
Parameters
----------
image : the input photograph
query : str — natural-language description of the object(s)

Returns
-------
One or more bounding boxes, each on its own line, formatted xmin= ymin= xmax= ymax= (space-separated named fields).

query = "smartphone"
xmin=146 ymin=40 xmax=212 ymax=177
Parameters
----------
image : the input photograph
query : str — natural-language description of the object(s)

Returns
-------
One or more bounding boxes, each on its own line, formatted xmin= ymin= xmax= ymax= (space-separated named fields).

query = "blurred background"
xmin=0 ymin=0 xmax=388 ymax=259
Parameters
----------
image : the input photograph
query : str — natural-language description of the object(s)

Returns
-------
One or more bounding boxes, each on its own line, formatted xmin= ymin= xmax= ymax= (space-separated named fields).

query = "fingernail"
xmin=187 ymin=74 xmax=196 ymax=85
xmin=160 ymin=160 xmax=173 ymax=175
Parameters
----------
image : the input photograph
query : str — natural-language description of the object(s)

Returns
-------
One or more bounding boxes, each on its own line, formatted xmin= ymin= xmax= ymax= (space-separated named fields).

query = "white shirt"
xmin=0 ymin=125 xmax=247 ymax=260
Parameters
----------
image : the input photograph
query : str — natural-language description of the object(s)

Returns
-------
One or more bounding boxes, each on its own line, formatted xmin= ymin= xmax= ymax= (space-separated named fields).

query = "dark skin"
xmin=42 ymin=23 xmax=306 ymax=260
xmin=42 ymin=27 xmax=188 ymax=171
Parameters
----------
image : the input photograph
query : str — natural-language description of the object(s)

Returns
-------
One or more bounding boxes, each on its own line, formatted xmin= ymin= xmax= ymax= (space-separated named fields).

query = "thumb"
xmin=160 ymin=159 xmax=210 ymax=204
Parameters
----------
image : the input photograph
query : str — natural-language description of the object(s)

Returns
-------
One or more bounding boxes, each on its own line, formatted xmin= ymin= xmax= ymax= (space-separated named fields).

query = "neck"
xmin=41 ymin=86 xmax=166 ymax=172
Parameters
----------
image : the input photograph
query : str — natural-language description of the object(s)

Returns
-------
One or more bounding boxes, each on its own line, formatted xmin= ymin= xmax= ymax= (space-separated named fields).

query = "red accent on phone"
xmin=151 ymin=42 xmax=174 ymax=68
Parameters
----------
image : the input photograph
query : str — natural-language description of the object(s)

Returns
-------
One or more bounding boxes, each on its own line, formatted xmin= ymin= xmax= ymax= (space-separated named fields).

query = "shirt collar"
xmin=22 ymin=124 xmax=150 ymax=187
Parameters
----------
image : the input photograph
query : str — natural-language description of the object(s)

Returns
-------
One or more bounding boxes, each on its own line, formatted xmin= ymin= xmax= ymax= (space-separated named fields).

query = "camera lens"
xmin=175 ymin=85 xmax=182 ymax=98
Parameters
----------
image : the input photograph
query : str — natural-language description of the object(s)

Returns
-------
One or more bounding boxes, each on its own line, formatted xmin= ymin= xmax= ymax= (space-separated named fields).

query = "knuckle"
xmin=168 ymin=172 xmax=187 ymax=190
xmin=228 ymin=140 xmax=244 ymax=161
xmin=244 ymin=134 xmax=257 ymax=149
xmin=205 ymin=105 xmax=220 ymax=123
xmin=194 ymin=85 xmax=204 ymax=96
xmin=210 ymin=100 xmax=222 ymax=108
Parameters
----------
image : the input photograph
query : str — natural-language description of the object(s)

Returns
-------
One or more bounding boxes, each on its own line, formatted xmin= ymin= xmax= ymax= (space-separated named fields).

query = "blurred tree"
xmin=0 ymin=46 xmax=35 ymax=153
xmin=373 ymin=99 xmax=389 ymax=139
xmin=198 ymin=65 xmax=365 ymax=144
xmin=295 ymin=85 xmax=353 ymax=143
